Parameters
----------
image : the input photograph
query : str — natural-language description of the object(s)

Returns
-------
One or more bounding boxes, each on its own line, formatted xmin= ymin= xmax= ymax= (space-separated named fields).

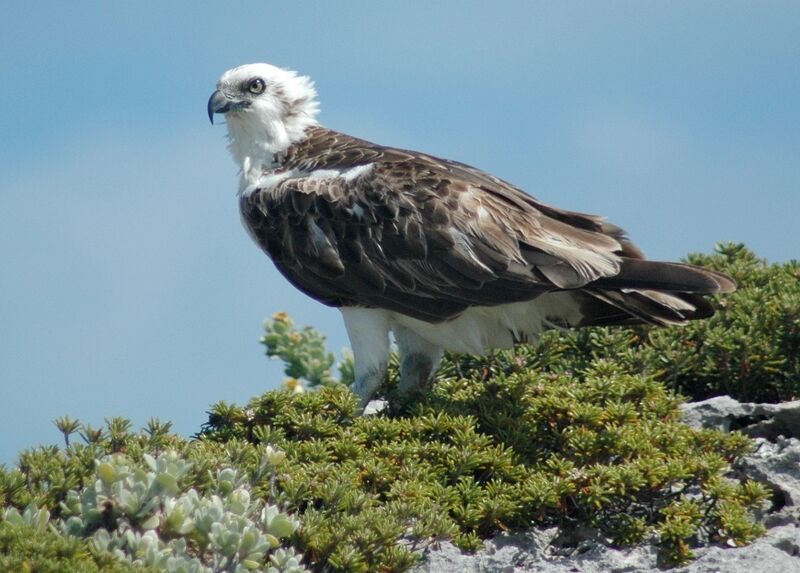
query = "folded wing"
xmin=240 ymin=128 xmax=733 ymax=326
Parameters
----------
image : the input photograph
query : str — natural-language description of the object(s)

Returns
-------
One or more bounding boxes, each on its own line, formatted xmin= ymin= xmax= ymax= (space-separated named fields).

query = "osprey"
xmin=208 ymin=63 xmax=735 ymax=410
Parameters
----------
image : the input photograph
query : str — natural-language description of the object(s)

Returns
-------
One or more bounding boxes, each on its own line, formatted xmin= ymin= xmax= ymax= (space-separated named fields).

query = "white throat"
xmin=226 ymin=110 xmax=319 ymax=194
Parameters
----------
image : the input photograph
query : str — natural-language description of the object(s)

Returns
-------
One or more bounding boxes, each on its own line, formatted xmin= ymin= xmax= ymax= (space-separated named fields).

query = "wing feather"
xmin=241 ymin=128 xmax=731 ymax=324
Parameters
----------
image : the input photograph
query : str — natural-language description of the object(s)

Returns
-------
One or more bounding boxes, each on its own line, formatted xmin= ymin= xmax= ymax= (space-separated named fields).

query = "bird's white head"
xmin=208 ymin=63 xmax=320 ymax=180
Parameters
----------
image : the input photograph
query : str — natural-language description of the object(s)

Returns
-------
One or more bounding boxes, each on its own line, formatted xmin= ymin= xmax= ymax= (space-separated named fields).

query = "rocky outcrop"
xmin=683 ymin=397 xmax=800 ymax=525
xmin=415 ymin=397 xmax=800 ymax=573
xmin=416 ymin=524 xmax=800 ymax=573
xmin=681 ymin=397 xmax=800 ymax=441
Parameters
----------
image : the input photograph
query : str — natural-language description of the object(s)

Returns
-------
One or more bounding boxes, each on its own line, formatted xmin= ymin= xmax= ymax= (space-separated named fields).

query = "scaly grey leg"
xmin=351 ymin=364 xmax=388 ymax=412
xmin=394 ymin=326 xmax=443 ymax=397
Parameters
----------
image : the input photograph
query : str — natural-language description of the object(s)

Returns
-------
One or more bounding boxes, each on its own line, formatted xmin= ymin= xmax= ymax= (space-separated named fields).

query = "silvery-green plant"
xmin=31 ymin=449 xmax=310 ymax=573
xmin=2 ymin=503 xmax=51 ymax=533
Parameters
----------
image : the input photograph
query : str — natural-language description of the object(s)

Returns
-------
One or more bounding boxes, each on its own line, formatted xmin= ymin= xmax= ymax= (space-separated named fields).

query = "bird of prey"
xmin=208 ymin=63 xmax=735 ymax=410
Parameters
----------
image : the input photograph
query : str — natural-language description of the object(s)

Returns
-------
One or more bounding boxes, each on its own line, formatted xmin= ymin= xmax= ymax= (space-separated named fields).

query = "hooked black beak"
xmin=207 ymin=90 xmax=249 ymax=124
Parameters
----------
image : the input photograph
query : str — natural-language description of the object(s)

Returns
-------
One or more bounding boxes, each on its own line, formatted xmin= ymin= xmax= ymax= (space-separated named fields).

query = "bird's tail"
xmin=575 ymin=259 xmax=735 ymax=327
xmin=593 ymin=259 xmax=736 ymax=294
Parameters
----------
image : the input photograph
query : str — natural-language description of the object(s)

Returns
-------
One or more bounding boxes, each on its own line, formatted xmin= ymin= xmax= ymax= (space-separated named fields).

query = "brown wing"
xmin=241 ymin=128 xmax=734 ymax=323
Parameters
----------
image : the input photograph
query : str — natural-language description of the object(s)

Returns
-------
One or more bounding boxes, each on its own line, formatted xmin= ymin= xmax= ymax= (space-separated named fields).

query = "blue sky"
xmin=1 ymin=2 xmax=798 ymax=463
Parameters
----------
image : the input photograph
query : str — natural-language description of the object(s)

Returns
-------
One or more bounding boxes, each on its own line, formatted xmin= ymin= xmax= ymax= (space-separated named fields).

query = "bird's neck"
xmin=226 ymin=115 xmax=319 ymax=194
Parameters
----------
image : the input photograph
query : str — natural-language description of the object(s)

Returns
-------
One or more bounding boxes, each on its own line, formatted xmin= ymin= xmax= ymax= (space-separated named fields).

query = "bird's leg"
xmin=398 ymin=353 xmax=438 ymax=395
xmin=394 ymin=326 xmax=443 ymax=397
xmin=341 ymin=307 xmax=391 ymax=414
xmin=350 ymin=364 xmax=388 ymax=412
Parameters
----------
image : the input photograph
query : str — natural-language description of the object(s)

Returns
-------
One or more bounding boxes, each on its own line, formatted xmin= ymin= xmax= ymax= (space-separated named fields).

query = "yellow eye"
xmin=248 ymin=78 xmax=266 ymax=95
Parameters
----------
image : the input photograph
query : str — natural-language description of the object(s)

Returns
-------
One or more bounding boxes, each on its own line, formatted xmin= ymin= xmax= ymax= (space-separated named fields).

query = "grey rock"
xmin=682 ymin=396 xmax=800 ymax=518
xmin=763 ymin=523 xmax=800 ymax=558
xmin=678 ymin=524 xmax=800 ymax=573
xmin=415 ymin=396 xmax=800 ymax=573
xmin=681 ymin=396 xmax=800 ymax=440
xmin=363 ymin=399 xmax=387 ymax=416
xmin=417 ymin=525 xmax=800 ymax=573
xmin=738 ymin=437 xmax=800 ymax=516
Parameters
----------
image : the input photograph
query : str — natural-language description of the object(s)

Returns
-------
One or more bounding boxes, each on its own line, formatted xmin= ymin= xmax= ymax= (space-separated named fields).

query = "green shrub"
xmin=2 ymin=368 xmax=768 ymax=572
xmin=3 ymin=244 xmax=792 ymax=571
xmin=261 ymin=312 xmax=353 ymax=389
xmin=202 ymin=365 xmax=767 ymax=569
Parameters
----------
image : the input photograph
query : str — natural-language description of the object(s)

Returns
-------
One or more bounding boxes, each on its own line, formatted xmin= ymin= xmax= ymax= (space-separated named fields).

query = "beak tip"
xmin=207 ymin=89 xmax=246 ymax=125
xmin=207 ymin=89 xmax=225 ymax=126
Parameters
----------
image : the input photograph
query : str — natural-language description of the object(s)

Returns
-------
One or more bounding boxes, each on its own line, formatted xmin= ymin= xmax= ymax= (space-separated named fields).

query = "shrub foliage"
xmin=2 ymin=244 xmax=795 ymax=571
xmin=201 ymin=366 xmax=767 ymax=569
